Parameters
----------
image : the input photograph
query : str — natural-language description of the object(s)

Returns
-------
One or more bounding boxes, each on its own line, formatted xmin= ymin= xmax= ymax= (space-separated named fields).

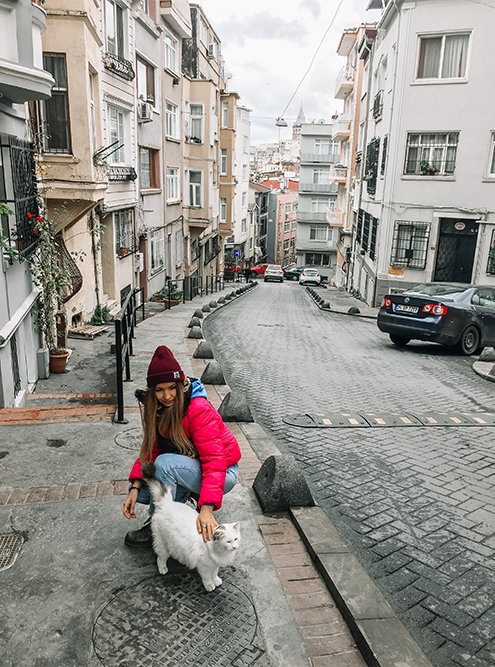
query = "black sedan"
xmin=284 ymin=267 xmax=304 ymax=281
xmin=377 ymin=283 xmax=495 ymax=355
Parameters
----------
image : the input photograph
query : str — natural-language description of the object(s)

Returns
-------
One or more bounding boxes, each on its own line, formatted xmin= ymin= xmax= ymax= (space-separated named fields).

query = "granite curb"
xmin=304 ymin=286 xmax=379 ymax=320
xmin=472 ymin=359 xmax=495 ymax=383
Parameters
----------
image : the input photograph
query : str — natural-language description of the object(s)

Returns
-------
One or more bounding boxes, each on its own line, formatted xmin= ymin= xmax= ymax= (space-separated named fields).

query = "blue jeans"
xmin=133 ymin=453 xmax=239 ymax=513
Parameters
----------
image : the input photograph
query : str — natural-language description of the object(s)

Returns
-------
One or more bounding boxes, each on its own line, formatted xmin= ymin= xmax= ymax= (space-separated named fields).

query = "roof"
xmin=249 ymin=181 xmax=271 ymax=192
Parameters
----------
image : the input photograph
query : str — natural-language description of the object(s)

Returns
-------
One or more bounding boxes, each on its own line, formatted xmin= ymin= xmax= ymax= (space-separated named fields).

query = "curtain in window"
xmin=442 ymin=34 xmax=469 ymax=78
xmin=417 ymin=37 xmax=441 ymax=78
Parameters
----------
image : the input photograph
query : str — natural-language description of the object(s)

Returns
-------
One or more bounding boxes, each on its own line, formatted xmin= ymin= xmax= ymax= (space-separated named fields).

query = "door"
xmin=434 ymin=219 xmax=478 ymax=283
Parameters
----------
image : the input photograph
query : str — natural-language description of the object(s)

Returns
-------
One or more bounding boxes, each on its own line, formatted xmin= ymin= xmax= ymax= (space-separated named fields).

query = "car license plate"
xmin=394 ymin=304 xmax=419 ymax=313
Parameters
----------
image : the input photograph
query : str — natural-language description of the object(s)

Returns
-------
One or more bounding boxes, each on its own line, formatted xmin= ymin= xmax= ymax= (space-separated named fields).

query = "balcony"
xmin=300 ymin=153 xmax=338 ymax=165
xmin=335 ymin=65 xmax=355 ymax=99
xmin=332 ymin=115 xmax=351 ymax=142
xmin=327 ymin=208 xmax=342 ymax=226
xmin=103 ymin=52 xmax=135 ymax=81
xmin=108 ymin=166 xmax=138 ymax=182
xmin=160 ymin=0 xmax=192 ymax=38
xmin=329 ymin=164 xmax=348 ymax=183
xmin=297 ymin=212 xmax=328 ymax=223
xmin=299 ymin=182 xmax=338 ymax=194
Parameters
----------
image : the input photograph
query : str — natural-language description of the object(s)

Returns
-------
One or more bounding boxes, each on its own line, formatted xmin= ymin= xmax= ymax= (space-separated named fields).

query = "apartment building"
xmin=250 ymin=181 xmax=271 ymax=264
xmin=219 ymin=90 xmax=238 ymax=261
xmin=296 ymin=123 xmax=339 ymax=281
xmin=231 ymin=105 xmax=254 ymax=267
xmin=274 ymin=190 xmax=298 ymax=268
xmin=0 ymin=0 xmax=53 ymax=406
xmin=353 ymin=0 xmax=495 ymax=306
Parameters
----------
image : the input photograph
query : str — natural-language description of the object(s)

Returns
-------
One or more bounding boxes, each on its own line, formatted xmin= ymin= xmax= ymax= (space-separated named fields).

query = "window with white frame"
xmin=166 ymin=101 xmax=179 ymax=139
xmin=199 ymin=16 xmax=208 ymax=45
xmin=241 ymin=218 xmax=247 ymax=233
xmin=166 ymin=167 xmax=179 ymax=201
xmin=311 ymin=197 xmax=328 ymax=213
xmin=310 ymin=225 xmax=328 ymax=241
xmin=220 ymin=149 xmax=227 ymax=175
xmin=292 ymin=218 xmax=297 ymax=230
xmin=293 ymin=201 xmax=298 ymax=212
xmin=285 ymin=203 xmax=291 ymax=215
xmin=416 ymin=33 xmax=470 ymax=80
xmin=114 ymin=208 xmax=134 ymax=253
xmin=241 ymin=191 xmax=247 ymax=208
xmin=105 ymin=0 xmax=124 ymax=57
xmin=188 ymin=170 xmax=202 ymax=206
xmin=137 ymin=57 xmax=155 ymax=104
xmin=284 ymin=220 xmax=290 ymax=232
xmin=306 ymin=253 xmax=330 ymax=266
xmin=221 ymin=101 xmax=229 ymax=128
xmin=314 ymin=139 xmax=332 ymax=154
xmin=313 ymin=168 xmax=330 ymax=184
xmin=150 ymin=227 xmax=164 ymax=272
xmin=140 ymin=147 xmax=159 ymax=189
xmin=190 ymin=104 xmax=203 ymax=143
xmin=164 ymin=30 xmax=178 ymax=73
xmin=108 ymin=105 xmax=125 ymax=163
xmin=283 ymin=239 xmax=290 ymax=251
xmin=404 ymin=132 xmax=459 ymax=175
xmin=220 ymin=197 xmax=227 ymax=222
xmin=488 ymin=133 xmax=495 ymax=177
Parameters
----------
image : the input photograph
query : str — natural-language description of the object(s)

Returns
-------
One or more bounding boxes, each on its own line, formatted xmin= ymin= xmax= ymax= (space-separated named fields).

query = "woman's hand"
xmin=196 ymin=505 xmax=218 ymax=542
xmin=123 ymin=488 xmax=138 ymax=519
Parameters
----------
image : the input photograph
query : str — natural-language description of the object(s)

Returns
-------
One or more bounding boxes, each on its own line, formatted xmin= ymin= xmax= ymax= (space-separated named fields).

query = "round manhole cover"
xmin=93 ymin=572 xmax=267 ymax=666
xmin=115 ymin=428 xmax=142 ymax=450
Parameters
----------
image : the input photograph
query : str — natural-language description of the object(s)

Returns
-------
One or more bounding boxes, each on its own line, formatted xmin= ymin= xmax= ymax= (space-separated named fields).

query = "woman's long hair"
xmin=138 ymin=383 xmax=197 ymax=462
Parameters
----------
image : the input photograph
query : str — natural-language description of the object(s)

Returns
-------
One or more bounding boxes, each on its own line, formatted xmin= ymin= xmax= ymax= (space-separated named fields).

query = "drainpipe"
xmin=90 ymin=209 xmax=101 ymax=308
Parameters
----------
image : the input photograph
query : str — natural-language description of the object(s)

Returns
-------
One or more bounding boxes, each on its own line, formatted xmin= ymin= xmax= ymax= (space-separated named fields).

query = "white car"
xmin=264 ymin=265 xmax=284 ymax=283
xmin=299 ymin=268 xmax=321 ymax=285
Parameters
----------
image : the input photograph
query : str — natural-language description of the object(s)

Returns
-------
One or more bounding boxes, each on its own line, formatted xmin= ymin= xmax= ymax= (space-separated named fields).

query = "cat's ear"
xmin=213 ymin=525 xmax=226 ymax=540
xmin=232 ymin=522 xmax=240 ymax=530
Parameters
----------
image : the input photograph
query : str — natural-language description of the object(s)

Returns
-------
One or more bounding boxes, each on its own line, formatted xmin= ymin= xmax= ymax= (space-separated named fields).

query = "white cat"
xmin=141 ymin=462 xmax=240 ymax=592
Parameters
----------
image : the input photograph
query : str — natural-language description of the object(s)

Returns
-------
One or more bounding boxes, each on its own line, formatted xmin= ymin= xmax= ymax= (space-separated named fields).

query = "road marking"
xmin=374 ymin=418 xmax=387 ymax=425
xmin=472 ymin=417 xmax=487 ymax=424
xmin=348 ymin=418 xmax=359 ymax=425
xmin=400 ymin=417 xmax=413 ymax=424
xmin=426 ymin=417 xmax=438 ymax=424
xmin=322 ymin=419 xmax=332 ymax=425
xmin=450 ymin=417 xmax=462 ymax=424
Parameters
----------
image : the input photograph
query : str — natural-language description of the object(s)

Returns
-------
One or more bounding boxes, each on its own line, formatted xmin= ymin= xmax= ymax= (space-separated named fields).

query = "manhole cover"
xmin=93 ymin=571 xmax=268 ymax=667
xmin=115 ymin=428 xmax=142 ymax=450
xmin=0 ymin=533 xmax=24 ymax=571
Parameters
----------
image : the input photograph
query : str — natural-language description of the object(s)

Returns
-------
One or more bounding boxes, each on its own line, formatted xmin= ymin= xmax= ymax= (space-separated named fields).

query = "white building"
xmin=232 ymin=105 xmax=254 ymax=265
xmin=353 ymin=0 xmax=495 ymax=306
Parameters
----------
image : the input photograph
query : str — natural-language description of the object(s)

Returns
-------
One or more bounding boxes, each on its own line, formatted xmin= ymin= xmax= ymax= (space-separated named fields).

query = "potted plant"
xmin=420 ymin=161 xmax=439 ymax=176
xmin=154 ymin=282 xmax=183 ymax=308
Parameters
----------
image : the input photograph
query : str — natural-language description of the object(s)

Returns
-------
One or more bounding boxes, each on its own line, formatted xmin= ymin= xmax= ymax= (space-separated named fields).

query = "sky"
xmin=198 ymin=0 xmax=383 ymax=145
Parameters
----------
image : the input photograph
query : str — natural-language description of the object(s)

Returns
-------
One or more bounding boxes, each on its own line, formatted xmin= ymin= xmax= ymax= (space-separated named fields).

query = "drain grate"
xmin=115 ymin=427 xmax=142 ymax=450
xmin=0 ymin=533 xmax=24 ymax=571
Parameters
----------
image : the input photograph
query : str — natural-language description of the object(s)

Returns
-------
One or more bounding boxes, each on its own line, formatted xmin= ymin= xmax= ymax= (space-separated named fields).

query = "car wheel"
xmin=457 ymin=325 xmax=480 ymax=355
xmin=251 ymin=271 xmax=258 ymax=278
xmin=390 ymin=334 xmax=410 ymax=347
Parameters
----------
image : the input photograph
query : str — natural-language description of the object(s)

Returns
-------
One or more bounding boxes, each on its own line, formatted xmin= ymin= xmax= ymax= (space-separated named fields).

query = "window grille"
xmin=391 ymin=221 xmax=430 ymax=269
xmin=404 ymin=133 xmax=458 ymax=176
xmin=356 ymin=209 xmax=364 ymax=244
xmin=365 ymin=137 xmax=380 ymax=196
xmin=370 ymin=217 xmax=378 ymax=261
xmin=381 ymin=135 xmax=388 ymax=175
xmin=487 ymin=229 xmax=495 ymax=275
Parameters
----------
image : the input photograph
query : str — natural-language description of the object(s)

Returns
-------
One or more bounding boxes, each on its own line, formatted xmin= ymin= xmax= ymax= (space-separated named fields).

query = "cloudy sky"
xmin=198 ymin=0 xmax=382 ymax=145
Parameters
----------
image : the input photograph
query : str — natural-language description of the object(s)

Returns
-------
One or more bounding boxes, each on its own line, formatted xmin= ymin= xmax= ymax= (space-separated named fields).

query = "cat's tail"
xmin=140 ymin=461 xmax=172 ymax=506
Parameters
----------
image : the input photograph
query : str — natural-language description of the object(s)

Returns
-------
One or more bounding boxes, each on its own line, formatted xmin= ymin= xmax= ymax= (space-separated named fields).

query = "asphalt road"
xmin=204 ymin=281 xmax=495 ymax=667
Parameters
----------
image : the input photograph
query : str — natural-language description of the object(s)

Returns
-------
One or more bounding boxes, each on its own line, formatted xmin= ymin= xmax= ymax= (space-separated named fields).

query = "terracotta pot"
xmin=49 ymin=351 xmax=70 ymax=374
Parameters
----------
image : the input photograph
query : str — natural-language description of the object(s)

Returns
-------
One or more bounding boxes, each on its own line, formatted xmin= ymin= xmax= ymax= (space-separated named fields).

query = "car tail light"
xmin=422 ymin=303 xmax=447 ymax=315
xmin=382 ymin=298 xmax=392 ymax=307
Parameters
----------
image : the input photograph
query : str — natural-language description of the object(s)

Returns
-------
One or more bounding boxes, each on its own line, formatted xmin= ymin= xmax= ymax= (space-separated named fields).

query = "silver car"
xmin=299 ymin=268 xmax=321 ymax=285
xmin=264 ymin=264 xmax=284 ymax=283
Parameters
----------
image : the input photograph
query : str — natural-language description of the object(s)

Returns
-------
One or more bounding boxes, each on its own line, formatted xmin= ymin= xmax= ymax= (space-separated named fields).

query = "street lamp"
xmin=275 ymin=118 xmax=287 ymax=188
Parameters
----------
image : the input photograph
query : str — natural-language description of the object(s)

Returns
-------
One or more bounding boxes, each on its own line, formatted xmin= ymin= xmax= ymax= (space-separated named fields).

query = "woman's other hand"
xmin=123 ymin=488 xmax=138 ymax=519
xmin=196 ymin=505 xmax=218 ymax=542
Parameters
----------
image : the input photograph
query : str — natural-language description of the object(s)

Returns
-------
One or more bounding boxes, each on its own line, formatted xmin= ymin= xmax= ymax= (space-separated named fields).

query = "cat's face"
xmin=213 ymin=522 xmax=240 ymax=551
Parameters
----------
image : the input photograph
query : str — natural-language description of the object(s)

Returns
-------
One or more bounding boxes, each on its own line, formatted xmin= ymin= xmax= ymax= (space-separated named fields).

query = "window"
xmin=220 ymin=197 xmax=227 ymax=222
xmin=381 ymin=135 xmax=388 ymax=176
xmin=221 ymin=101 xmax=229 ymax=128
xmin=293 ymin=202 xmax=298 ymax=213
xmin=139 ymin=147 xmax=159 ymax=189
xmin=105 ymin=0 xmax=124 ymax=57
xmin=310 ymin=226 xmax=327 ymax=241
xmin=164 ymin=30 xmax=178 ymax=73
xmin=89 ymin=73 xmax=96 ymax=152
xmin=190 ymin=104 xmax=203 ymax=143
xmin=365 ymin=137 xmax=380 ymax=196
xmin=292 ymin=219 xmax=297 ymax=230
xmin=114 ymin=208 xmax=134 ymax=254
xmin=42 ymin=54 xmax=70 ymax=153
xmin=417 ymin=33 xmax=469 ymax=80
xmin=285 ymin=203 xmax=291 ymax=215
xmin=108 ymin=105 xmax=125 ymax=163
xmin=284 ymin=220 xmax=290 ymax=232
xmin=404 ymin=132 xmax=459 ymax=175
xmin=241 ymin=218 xmax=247 ymax=233
xmin=370 ymin=216 xmax=378 ymax=261
xmin=220 ymin=149 xmax=227 ymax=175
xmin=390 ymin=221 xmax=430 ymax=269
xmin=150 ymin=227 xmax=164 ymax=272
xmin=283 ymin=239 xmax=289 ymax=251
xmin=241 ymin=192 xmax=247 ymax=207
xmin=188 ymin=170 xmax=202 ymax=206
xmin=472 ymin=288 xmax=495 ymax=308
xmin=313 ymin=169 xmax=329 ymax=184
xmin=314 ymin=139 xmax=332 ymax=154
xmin=305 ymin=253 xmax=330 ymax=266
xmin=199 ymin=16 xmax=208 ymax=45
xmin=487 ymin=230 xmax=495 ymax=274
xmin=166 ymin=167 xmax=179 ymax=201
xmin=137 ymin=57 xmax=155 ymax=103
xmin=488 ymin=133 xmax=495 ymax=177
xmin=166 ymin=101 xmax=179 ymax=139
xmin=311 ymin=198 xmax=328 ymax=213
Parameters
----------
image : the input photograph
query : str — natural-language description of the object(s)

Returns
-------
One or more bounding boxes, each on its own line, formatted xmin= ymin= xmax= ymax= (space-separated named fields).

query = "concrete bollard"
xmin=218 ymin=297 xmax=226 ymax=304
xmin=209 ymin=300 xmax=217 ymax=308
xmin=193 ymin=341 xmax=214 ymax=359
xmin=218 ymin=390 xmax=254 ymax=422
xmin=188 ymin=316 xmax=202 ymax=328
xmin=479 ymin=347 xmax=495 ymax=362
xmin=202 ymin=304 xmax=211 ymax=313
xmin=200 ymin=360 xmax=226 ymax=385
xmin=348 ymin=306 xmax=360 ymax=315
xmin=193 ymin=309 xmax=204 ymax=319
xmin=187 ymin=326 xmax=203 ymax=339
xmin=253 ymin=455 xmax=315 ymax=513
xmin=224 ymin=294 xmax=232 ymax=301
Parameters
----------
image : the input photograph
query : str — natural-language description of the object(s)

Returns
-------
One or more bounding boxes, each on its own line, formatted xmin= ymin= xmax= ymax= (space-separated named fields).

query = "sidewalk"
xmin=308 ymin=285 xmax=380 ymax=319
xmin=0 ymin=283 xmax=366 ymax=667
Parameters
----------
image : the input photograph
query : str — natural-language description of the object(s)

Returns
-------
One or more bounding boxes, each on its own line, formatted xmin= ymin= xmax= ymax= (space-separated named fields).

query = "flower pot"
xmin=49 ymin=350 xmax=70 ymax=374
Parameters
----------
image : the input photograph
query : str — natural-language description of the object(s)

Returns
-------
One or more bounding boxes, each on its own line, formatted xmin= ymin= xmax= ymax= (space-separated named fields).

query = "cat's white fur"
xmin=144 ymin=473 xmax=240 ymax=592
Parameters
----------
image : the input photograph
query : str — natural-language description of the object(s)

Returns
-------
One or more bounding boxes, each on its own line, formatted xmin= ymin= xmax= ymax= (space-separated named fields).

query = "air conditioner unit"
xmin=138 ymin=101 xmax=153 ymax=123
xmin=136 ymin=252 xmax=144 ymax=272
xmin=207 ymin=43 xmax=215 ymax=58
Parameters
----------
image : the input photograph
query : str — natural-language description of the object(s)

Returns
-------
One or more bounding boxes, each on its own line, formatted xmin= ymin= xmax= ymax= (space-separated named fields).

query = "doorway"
xmin=433 ymin=218 xmax=478 ymax=283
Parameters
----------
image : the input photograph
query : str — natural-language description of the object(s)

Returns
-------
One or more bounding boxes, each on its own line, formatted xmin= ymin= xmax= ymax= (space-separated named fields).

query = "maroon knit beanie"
xmin=146 ymin=346 xmax=186 ymax=386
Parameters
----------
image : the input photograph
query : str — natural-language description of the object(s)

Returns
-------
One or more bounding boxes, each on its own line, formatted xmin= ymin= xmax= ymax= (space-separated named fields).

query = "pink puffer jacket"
xmin=129 ymin=383 xmax=241 ymax=510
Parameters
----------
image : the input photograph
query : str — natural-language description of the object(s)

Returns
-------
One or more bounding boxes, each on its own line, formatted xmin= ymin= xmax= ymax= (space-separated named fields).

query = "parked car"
xmin=299 ymin=268 xmax=321 ymax=286
xmin=284 ymin=267 xmax=304 ymax=281
xmin=377 ymin=282 xmax=495 ymax=355
xmin=250 ymin=263 xmax=270 ymax=277
xmin=264 ymin=264 xmax=284 ymax=283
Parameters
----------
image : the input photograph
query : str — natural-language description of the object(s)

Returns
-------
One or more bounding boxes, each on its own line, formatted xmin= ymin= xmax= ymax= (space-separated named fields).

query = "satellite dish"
xmin=318 ymin=119 xmax=325 ymax=123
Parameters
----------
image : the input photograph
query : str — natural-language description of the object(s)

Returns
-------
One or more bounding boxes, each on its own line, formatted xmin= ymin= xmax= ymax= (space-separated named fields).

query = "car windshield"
xmin=405 ymin=283 xmax=467 ymax=297
xmin=268 ymin=265 xmax=282 ymax=270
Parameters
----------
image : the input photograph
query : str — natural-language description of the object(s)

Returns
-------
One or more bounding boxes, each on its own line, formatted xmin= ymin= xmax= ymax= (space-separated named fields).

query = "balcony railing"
xmin=332 ymin=115 xmax=351 ymax=141
xmin=300 ymin=153 xmax=338 ymax=164
xmin=108 ymin=166 xmax=138 ymax=182
xmin=329 ymin=164 xmax=348 ymax=181
xmin=335 ymin=65 xmax=355 ymax=99
xmin=299 ymin=182 xmax=338 ymax=194
xmin=103 ymin=52 xmax=136 ymax=81
xmin=296 ymin=212 xmax=328 ymax=223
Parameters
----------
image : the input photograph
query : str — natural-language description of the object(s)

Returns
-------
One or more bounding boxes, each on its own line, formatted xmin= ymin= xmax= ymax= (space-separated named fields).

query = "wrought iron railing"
xmin=108 ymin=166 xmax=138 ymax=182
xmin=103 ymin=52 xmax=135 ymax=81
xmin=55 ymin=233 xmax=83 ymax=303
xmin=372 ymin=90 xmax=383 ymax=120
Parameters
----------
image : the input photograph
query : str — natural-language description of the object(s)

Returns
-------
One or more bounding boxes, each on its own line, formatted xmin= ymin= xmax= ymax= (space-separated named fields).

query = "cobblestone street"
xmin=204 ymin=282 xmax=495 ymax=667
